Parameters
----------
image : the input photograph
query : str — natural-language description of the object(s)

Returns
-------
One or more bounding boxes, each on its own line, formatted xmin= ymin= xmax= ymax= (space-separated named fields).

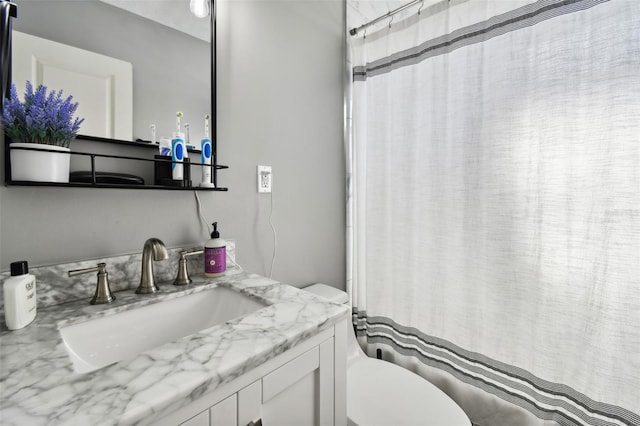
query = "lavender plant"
xmin=1 ymin=81 xmax=84 ymax=148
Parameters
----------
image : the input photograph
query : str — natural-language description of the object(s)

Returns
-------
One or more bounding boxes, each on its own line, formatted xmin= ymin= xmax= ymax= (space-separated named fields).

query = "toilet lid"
xmin=347 ymin=357 xmax=471 ymax=426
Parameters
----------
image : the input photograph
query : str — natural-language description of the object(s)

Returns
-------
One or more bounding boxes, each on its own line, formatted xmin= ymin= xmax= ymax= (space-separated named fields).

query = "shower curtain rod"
xmin=349 ymin=0 xmax=425 ymax=36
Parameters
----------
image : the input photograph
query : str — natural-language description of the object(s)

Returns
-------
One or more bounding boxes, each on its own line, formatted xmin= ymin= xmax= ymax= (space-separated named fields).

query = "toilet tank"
xmin=304 ymin=283 xmax=349 ymax=304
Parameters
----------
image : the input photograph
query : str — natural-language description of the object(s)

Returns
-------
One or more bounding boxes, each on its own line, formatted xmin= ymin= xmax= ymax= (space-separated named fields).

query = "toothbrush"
xmin=172 ymin=112 xmax=186 ymax=180
xmin=184 ymin=123 xmax=190 ymax=145
xmin=200 ymin=113 xmax=214 ymax=187
xmin=149 ymin=124 xmax=156 ymax=144
xmin=176 ymin=111 xmax=183 ymax=133
xmin=184 ymin=123 xmax=195 ymax=151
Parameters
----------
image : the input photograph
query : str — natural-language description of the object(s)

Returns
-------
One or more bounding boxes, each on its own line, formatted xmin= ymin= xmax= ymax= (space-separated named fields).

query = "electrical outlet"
xmin=257 ymin=165 xmax=272 ymax=193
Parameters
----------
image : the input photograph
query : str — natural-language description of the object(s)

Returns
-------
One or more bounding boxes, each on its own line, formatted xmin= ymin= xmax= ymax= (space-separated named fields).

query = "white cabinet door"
xmin=180 ymin=410 xmax=209 ymax=426
xmin=238 ymin=380 xmax=262 ymax=426
xmin=210 ymin=394 xmax=237 ymax=426
xmin=238 ymin=338 xmax=335 ymax=426
xmin=155 ymin=321 xmax=346 ymax=426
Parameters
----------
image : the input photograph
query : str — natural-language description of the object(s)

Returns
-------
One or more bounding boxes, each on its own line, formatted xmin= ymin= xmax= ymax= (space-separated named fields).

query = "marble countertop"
xmin=0 ymin=268 xmax=349 ymax=426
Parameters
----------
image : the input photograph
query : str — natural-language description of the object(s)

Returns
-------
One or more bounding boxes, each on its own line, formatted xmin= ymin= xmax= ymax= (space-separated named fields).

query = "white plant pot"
xmin=10 ymin=142 xmax=71 ymax=183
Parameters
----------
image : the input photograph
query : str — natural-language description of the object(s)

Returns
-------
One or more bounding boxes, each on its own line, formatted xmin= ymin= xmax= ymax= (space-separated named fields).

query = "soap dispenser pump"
xmin=204 ymin=222 xmax=226 ymax=277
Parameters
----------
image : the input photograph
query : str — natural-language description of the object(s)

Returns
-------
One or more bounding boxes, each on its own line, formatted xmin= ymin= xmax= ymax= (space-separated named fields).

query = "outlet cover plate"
xmin=257 ymin=165 xmax=272 ymax=193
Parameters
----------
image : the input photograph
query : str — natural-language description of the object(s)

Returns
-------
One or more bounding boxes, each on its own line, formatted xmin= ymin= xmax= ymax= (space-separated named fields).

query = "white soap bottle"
xmin=204 ymin=222 xmax=226 ymax=277
xmin=3 ymin=260 xmax=37 ymax=330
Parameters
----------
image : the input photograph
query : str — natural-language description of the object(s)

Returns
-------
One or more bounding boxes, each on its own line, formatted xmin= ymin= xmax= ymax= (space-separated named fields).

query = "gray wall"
xmin=0 ymin=0 xmax=346 ymax=289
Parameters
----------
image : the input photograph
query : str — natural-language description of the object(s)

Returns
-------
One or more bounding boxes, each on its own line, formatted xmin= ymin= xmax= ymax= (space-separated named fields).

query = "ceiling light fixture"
xmin=190 ymin=0 xmax=209 ymax=18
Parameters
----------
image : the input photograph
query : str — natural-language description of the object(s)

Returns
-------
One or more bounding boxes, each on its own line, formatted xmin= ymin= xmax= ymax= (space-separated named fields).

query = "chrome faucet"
xmin=68 ymin=262 xmax=115 ymax=305
xmin=136 ymin=237 xmax=168 ymax=294
xmin=174 ymin=250 xmax=204 ymax=286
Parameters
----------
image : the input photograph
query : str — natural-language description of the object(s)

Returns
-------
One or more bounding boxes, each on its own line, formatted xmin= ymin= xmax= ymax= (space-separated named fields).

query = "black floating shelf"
xmin=6 ymin=180 xmax=229 ymax=191
xmin=4 ymin=143 xmax=229 ymax=191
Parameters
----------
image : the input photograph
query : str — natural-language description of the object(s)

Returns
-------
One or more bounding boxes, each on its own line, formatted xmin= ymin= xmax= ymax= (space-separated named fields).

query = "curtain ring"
xmin=418 ymin=0 xmax=425 ymax=15
xmin=388 ymin=14 xmax=394 ymax=29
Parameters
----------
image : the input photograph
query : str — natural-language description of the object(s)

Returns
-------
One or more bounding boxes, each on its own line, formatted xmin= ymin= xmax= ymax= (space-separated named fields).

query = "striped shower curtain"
xmin=346 ymin=0 xmax=640 ymax=424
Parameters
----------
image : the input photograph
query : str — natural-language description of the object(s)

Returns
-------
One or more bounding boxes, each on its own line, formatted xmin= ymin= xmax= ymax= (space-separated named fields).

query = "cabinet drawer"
xmin=262 ymin=345 xmax=319 ymax=401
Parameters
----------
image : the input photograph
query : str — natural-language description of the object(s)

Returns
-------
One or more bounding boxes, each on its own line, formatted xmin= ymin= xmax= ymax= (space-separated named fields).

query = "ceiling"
xmin=100 ymin=0 xmax=210 ymax=41
xmin=100 ymin=0 xmax=432 ymax=42
xmin=347 ymin=0 xmax=428 ymax=33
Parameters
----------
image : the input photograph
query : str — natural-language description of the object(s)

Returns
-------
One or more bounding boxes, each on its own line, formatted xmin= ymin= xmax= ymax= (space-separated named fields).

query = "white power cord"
xmin=228 ymin=255 xmax=244 ymax=271
xmin=194 ymin=190 xmax=212 ymax=235
xmin=195 ymin=188 xmax=276 ymax=277
xmin=268 ymin=190 xmax=277 ymax=279
xmin=194 ymin=190 xmax=246 ymax=270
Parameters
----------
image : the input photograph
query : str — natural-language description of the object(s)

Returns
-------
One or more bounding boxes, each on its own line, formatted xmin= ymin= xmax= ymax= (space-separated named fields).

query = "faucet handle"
xmin=68 ymin=263 xmax=116 ymax=305
xmin=174 ymin=250 xmax=204 ymax=286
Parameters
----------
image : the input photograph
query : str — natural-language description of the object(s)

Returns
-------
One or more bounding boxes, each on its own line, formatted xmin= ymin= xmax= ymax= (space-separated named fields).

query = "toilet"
xmin=305 ymin=283 xmax=471 ymax=426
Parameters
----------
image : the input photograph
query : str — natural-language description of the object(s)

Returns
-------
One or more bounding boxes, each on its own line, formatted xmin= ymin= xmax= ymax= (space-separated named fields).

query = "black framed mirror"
xmin=2 ymin=0 xmax=221 ymax=188
xmin=1 ymin=1 xmax=17 ymax=111
xmin=10 ymin=1 xmax=214 ymax=144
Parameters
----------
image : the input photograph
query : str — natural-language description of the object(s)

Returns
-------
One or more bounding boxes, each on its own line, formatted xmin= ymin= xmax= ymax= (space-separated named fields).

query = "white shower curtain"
xmin=347 ymin=0 xmax=640 ymax=425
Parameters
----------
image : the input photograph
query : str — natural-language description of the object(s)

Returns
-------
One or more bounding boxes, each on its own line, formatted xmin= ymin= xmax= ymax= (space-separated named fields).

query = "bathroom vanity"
xmin=0 ymin=263 xmax=349 ymax=426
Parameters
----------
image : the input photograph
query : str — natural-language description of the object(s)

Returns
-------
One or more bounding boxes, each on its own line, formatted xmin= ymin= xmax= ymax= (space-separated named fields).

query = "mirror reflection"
xmin=12 ymin=0 xmax=211 ymax=144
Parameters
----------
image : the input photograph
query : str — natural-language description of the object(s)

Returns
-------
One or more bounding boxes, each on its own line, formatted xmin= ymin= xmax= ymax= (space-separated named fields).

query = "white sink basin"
xmin=60 ymin=287 xmax=267 ymax=373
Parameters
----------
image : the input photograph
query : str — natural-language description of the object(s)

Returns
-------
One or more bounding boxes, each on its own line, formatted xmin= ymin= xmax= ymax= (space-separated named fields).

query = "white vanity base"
xmin=157 ymin=321 xmax=347 ymax=426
